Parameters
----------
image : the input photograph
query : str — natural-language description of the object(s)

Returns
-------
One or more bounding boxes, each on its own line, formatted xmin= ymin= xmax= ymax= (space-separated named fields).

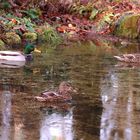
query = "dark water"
xmin=0 ymin=39 xmax=140 ymax=140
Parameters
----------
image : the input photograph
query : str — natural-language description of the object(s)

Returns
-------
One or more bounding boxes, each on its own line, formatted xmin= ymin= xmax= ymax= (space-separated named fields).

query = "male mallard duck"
xmin=0 ymin=43 xmax=40 ymax=61
xmin=35 ymin=81 xmax=76 ymax=102
xmin=0 ymin=43 xmax=40 ymax=68
xmin=114 ymin=54 xmax=140 ymax=63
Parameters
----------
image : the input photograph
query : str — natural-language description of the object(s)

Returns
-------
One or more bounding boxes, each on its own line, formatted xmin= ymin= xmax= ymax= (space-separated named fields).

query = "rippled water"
xmin=0 ymin=39 xmax=140 ymax=140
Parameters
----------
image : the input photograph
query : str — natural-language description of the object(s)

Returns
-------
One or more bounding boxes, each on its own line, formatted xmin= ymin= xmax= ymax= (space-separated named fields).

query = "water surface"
xmin=0 ymin=39 xmax=140 ymax=140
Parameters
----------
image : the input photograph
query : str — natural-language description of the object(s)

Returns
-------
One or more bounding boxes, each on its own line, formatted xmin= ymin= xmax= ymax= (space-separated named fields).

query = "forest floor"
xmin=0 ymin=0 xmax=140 ymax=47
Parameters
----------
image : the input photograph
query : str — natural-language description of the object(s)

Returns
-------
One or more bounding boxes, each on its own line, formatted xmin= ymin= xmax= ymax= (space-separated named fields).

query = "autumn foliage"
xmin=0 ymin=0 xmax=140 ymax=45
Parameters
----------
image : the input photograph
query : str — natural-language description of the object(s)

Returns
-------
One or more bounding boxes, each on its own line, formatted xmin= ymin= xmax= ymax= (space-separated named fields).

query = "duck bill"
xmin=34 ymin=48 xmax=41 ymax=53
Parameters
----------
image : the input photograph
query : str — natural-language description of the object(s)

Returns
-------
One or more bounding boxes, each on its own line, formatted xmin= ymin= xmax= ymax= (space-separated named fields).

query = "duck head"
xmin=24 ymin=43 xmax=41 ymax=54
xmin=24 ymin=43 xmax=35 ymax=54
xmin=58 ymin=81 xmax=75 ymax=94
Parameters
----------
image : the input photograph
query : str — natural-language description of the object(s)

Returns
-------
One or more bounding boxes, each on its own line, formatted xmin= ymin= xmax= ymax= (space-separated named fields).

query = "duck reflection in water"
xmin=39 ymin=105 xmax=74 ymax=140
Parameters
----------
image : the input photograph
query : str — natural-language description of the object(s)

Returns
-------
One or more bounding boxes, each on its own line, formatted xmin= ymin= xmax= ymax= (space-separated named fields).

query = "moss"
xmin=114 ymin=14 xmax=140 ymax=39
xmin=5 ymin=32 xmax=21 ymax=45
xmin=0 ymin=39 xmax=5 ymax=50
xmin=43 ymin=28 xmax=62 ymax=46
xmin=23 ymin=32 xmax=37 ymax=42
xmin=36 ymin=24 xmax=62 ymax=46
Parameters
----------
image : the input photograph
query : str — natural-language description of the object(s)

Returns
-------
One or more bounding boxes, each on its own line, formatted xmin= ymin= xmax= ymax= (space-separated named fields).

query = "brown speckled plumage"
xmin=35 ymin=81 xmax=74 ymax=102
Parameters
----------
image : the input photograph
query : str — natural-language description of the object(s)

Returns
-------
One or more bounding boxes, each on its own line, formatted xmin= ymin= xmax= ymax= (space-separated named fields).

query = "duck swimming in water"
xmin=35 ymin=82 xmax=76 ymax=102
xmin=0 ymin=43 xmax=40 ymax=68
xmin=114 ymin=54 xmax=140 ymax=63
xmin=0 ymin=43 xmax=40 ymax=61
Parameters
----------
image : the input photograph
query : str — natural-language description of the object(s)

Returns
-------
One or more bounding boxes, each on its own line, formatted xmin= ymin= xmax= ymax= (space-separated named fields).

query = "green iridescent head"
xmin=24 ymin=44 xmax=35 ymax=54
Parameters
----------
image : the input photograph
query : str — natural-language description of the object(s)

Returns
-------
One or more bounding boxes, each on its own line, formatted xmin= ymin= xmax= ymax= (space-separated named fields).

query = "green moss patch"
xmin=114 ymin=14 xmax=140 ymax=39
xmin=5 ymin=32 xmax=21 ymax=45
xmin=23 ymin=32 xmax=37 ymax=42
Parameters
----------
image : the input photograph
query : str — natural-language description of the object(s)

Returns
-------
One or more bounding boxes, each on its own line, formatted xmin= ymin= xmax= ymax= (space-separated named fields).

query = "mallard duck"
xmin=0 ymin=43 xmax=40 ymax=61
xmin=114 ymin=54 xmax=140 ymax=63
xmin=0 ymin=43 xmax=40 ymax=68
xmin=35 ymin=82 xmax=75 ymax=102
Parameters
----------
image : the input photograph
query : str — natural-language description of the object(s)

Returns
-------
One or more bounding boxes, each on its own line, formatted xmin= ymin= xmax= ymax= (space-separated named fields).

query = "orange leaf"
xmin=11 ymin=19 xmax=17 ymax=24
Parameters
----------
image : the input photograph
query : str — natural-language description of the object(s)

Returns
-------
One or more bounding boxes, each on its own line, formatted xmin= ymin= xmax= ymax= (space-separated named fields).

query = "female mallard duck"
xmin=114 ymin=54 xmax=140 ymax=63
xmin=0 ymin=43 xmax=40 ymax=68
xmin=35 ymin=81 xmax=76 ymax=102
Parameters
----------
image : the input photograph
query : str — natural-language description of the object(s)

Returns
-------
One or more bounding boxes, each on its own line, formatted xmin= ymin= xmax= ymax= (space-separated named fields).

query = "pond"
xmin=0 ymin=38 xmax=140 ymax=140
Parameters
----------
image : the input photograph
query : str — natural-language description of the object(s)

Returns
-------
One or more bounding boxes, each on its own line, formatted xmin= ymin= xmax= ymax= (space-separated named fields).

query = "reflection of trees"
xmin=61 ymin=49 xmax=104 ymax=139
xmin=100 ymin=68 xmax=140 ymax=140
xmin=0 ymin=90 xmax=12 ymax=140
xmin=0 ymin=68 xmax=30 ymax=93
xmin=0 ymin=67 xmax=41 ymax=140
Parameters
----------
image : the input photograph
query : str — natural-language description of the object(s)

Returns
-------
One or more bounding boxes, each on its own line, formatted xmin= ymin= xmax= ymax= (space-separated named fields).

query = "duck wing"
xmin=0 ymin=51 xmax=25 ymax=61
xmin=0 ymin=51 xmax=22 ymax=56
